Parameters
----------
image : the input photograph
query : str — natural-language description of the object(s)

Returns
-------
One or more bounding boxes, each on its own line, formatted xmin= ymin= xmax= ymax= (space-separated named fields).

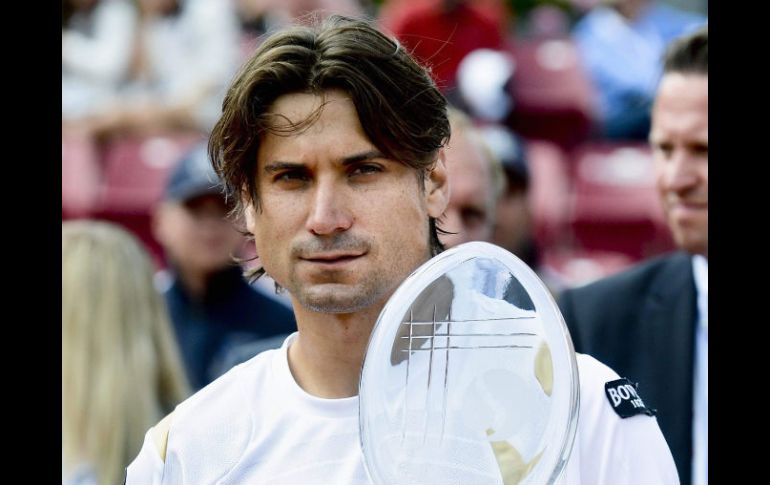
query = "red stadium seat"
xmin=568 ymin=142 xmax=675 ymax=261
xmin=62 ymin=133 xmax=102 ymax=219
xmin=526 ymin=139 xmax=573 ymax=252
xmin=97 ymin=133 xmax=202 ymax=213
xmin=506 ymin=38 xmax=596 ymax=150
xmin=93 ymin=132 xmax=203 ymax=265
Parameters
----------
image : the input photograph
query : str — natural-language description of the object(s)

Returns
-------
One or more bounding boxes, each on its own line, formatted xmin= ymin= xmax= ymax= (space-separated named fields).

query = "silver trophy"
xmin=359 ymin=242 xmax=579 ymax=485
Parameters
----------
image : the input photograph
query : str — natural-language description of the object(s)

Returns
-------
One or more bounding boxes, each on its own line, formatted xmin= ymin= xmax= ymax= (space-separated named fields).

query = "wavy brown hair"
xmin=208 ymin=15 xmax=450 ymax=279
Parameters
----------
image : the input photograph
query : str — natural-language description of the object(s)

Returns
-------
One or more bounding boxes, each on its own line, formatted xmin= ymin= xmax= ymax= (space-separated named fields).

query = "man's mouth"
xmin=300 ymin=252 xmax=366 ymax=265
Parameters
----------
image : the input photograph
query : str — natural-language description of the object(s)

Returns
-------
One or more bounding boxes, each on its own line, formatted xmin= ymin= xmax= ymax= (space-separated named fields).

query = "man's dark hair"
xmin=663 ymin=25 xmax=708 ymax=76
xmin=209 ymin=15 xmax=450 ymax=279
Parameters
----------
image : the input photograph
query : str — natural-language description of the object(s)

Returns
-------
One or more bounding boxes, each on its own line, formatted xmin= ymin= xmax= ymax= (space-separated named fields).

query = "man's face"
xmin=650 ymin=73 xmax=708 ymax=257
xmin=246 ymin=90 xmax=448 ymax=314
xmin=155 ymin=194 xmax=243 ymax=274
xmin=441 ymin=128 xmax=496 ymax=248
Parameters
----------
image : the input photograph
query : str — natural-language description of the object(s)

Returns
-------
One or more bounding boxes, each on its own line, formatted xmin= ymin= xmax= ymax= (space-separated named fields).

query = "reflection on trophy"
xmin=360 ymin=242 xmax=579 ymax=485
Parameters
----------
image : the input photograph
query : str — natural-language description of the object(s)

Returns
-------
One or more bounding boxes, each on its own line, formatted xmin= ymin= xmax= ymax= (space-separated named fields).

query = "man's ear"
xmin=425 ymin=148 xmax=450 ymax=218
xmin=243 ymin=200 xmax=257 ymax=236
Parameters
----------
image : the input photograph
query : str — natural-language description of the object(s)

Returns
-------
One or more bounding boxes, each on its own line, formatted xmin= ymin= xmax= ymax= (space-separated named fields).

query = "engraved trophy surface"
xmin=359 ymin=242 xmax=579 ymax=485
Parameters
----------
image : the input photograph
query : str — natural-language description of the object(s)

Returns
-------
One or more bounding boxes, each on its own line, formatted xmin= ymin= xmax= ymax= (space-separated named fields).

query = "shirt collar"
xmin=692 ymin=254 xmax=708 ymax=329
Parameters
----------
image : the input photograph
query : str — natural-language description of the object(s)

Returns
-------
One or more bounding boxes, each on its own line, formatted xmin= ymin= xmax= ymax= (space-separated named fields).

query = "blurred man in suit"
xmin=558 ymin=26 xmax=707 ymax=485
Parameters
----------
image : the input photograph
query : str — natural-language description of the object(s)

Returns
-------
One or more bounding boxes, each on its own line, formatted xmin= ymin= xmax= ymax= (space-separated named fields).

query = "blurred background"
xmin=62 ymin=0 xmax=707 ymax=291
xmin=62 ymin=1 xmax=707 ymax=481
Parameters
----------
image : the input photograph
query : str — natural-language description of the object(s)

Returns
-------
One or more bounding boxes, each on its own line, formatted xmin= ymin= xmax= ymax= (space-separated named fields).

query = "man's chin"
xmin=673 ymin=232 xmax=708 ymax=257
xmin=296 ymin=284 xmax=380 ymax=314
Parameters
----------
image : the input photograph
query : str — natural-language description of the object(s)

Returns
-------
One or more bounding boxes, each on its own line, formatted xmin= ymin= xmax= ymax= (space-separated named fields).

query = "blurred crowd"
xmin=62 ymin=1 xmax=707 ymax=483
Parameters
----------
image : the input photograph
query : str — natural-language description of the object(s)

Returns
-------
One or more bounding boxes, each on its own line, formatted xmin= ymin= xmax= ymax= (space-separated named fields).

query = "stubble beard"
xmin=290 ymin=270 xmax=395 ymax=314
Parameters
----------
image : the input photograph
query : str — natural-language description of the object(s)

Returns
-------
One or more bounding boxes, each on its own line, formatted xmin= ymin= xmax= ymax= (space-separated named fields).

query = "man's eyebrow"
xmin=341 ymin=150 xmax=386 ymax=166
xmin=263 ymin=162 xmax=305 ymax=173
xmin=263 ymin=150 xmax=386 ymax=173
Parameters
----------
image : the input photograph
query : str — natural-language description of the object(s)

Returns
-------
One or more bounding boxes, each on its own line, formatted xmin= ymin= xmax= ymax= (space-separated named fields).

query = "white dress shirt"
xmin=692 ymin=255 xmax=708 ymax=485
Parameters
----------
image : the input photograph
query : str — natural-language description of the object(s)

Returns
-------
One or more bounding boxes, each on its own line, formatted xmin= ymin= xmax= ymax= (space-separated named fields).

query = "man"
xmin=441 ymin=112 xmax=566 ymax=297
xmin=152 ymin=142 xmax=296 ymax=390
xmin=441 ymin=111 xmax=540 ymax=268
xmin=559 ymin=27 xmax=707 ymax=485
xmin=127 ymin=16 xmax=678 ymax=484
xmin=440 ymin=109 xmax=506 ymax=249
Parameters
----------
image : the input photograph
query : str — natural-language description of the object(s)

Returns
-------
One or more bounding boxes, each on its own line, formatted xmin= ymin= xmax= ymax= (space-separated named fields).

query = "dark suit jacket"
xmin=558 ymin=251 xmax=697 ymax=485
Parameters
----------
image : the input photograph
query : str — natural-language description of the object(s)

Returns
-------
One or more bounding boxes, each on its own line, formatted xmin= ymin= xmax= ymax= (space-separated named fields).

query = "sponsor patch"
xmin=604 ymin=378 xmax=656 ymax=418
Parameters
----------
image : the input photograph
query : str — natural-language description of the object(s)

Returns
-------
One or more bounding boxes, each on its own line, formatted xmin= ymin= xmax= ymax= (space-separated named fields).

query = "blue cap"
xmin=164 ymin=142 xmax=225 ymax=202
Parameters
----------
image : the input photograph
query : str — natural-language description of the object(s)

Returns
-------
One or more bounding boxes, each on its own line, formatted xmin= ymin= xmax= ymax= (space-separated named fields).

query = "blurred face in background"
xmin=649 ymin=73 xmax=708 ymax=257
xmin=441 ymin=127 xmax=497 ymax=248
xmin=154 ymin=194 xmax=244 ymax=275
xmin=493 ymin=174 xmax=532 ymax=257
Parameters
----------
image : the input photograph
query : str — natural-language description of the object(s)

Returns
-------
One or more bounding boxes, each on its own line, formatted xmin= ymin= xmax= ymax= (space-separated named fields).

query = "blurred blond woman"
xmin=62 ymin=220 xmax=189 ymax=485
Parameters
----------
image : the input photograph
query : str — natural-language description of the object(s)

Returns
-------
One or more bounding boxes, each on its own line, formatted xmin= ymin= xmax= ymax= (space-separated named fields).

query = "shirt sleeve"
xmin=574 ymin=354 xmax=680 ymax=485
xmin=125 ymin=428 xmax=165 ymax=485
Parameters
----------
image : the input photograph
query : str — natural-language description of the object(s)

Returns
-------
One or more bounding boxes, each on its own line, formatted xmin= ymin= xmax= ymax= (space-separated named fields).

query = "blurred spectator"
xmin=62 ymin=220 xmax=189 ymax=485
xmin=572 ymin=0 xmax=705 ymax=139
xmin=559 ymin=26 xmax=707 ymax=484
xmin=152 ymin=143 xmax=296 ymax=390
xmin=441 ymin=109 xmax=566 ymax=295
xmin=236 ymin=0 xmax=364 ymax=43
xmin=62 ymin=0 xmax=138 ymax=122
xmin=479 ymin=124 xmax=540 ymax=271
xmin=384 ymin=0 xmax=508 ymax=91
xmin=64 ymin=0 xmax=241 ymax=138
xmin=440 ymin=108 xmax=505 ymax=248
xmin=526 ymin=4 xmax=571 ymax=38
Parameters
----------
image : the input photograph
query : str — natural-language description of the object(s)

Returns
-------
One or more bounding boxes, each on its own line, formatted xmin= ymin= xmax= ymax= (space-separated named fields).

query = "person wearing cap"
xmin=152 ymin=142 xmax=297 ymax=390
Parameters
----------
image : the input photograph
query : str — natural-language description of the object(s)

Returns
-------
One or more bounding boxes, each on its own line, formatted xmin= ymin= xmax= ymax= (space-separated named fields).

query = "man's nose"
xmin=305 ymin=177 xmax=353 ymax=236
xmin=664 ymin=150 xmax=699 ymax=192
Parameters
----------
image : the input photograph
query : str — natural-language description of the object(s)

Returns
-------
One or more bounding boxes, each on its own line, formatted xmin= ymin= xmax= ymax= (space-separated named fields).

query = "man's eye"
xmin=690 ymin=144 xmax=708 ymax=157
xmin=654 ymin=143 xmax=674 ymax=158
xmin=350 ymin=164 xmax=383 ymax=176
xmin=275 ymin=170 xmax=310 ymax=183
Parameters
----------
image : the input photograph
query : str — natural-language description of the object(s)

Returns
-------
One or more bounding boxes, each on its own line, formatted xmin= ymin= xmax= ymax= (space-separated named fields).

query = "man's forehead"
xmin=655 ymin=73 xmax=708 ymax=109
xmin=652 ymin=74 xmax=707 ymax=135
xmin=266 ymin=90 xmax=354 ymax=128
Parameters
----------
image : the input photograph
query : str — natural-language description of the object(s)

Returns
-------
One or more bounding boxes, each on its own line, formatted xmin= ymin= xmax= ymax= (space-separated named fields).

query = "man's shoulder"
xmin=572 ymin=353 xmax=680 ymax=484
xmin=575 ymin=353 xmax=660 ymax=432
xmin=575 ymin=353 xmax=619 ymax=397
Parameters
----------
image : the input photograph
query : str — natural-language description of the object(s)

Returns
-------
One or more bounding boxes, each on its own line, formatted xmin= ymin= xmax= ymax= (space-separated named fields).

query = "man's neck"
xmin=287 ymin=299 xmax=388 ymax=399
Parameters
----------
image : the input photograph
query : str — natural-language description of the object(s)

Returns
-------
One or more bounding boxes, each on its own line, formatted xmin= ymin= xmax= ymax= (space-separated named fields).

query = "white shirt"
xmin=692 ymin=255 xmax=708 ymax=485
xmin=127 ymin=334 xmax=679 ymax=484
